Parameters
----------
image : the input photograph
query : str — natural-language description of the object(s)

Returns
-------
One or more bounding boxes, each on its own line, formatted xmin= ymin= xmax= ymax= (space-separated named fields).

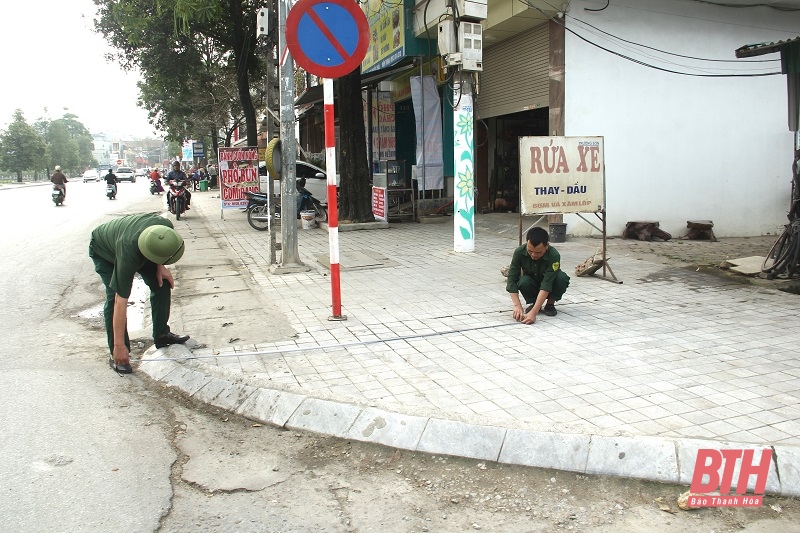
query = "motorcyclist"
xmin=149 ymin=167 xmax=165 ymax=193
xmin=105 ymin=168 xmax=118 ymax=196
xmin=166 ymin=161 xmax=192 ymax=212
xmin=50 ymin=165 xmax=68 ymax=201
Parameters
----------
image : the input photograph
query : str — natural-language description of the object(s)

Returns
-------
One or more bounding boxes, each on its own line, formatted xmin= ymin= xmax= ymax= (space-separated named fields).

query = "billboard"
xmin=218 ymin=147 xmax=260 ymax=209
xmin=519 ymin=136 xmax=605 ymax=215
xmin=361 ymin=0 xmax=405 ymax=74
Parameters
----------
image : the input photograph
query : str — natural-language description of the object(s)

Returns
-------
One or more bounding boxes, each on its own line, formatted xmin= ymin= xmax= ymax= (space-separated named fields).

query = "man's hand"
xmin=156 ymin=264 xmax=175 ymax=289
xmin=512 ymin=305 xmax=526 ymax=322
xmin=113 ymin=344 xmax=130 ymax=365
xmin=522 ymin=310 xmax=537 ymax=325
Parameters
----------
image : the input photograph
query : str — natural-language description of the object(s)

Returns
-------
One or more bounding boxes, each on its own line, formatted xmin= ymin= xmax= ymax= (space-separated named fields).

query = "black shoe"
xmin=543 ymin=304 xmax=558 ymax=317
xmin=155 ymin=331 xmax=190 ymax=348
xmin=524 ymin=303 xmax=534 ymax=314
xmin=109 ymin=357 xmax=133 ymax=374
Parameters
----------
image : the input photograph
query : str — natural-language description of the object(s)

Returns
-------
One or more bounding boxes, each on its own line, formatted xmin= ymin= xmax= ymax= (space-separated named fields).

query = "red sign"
xmin=372 ymin=187 xmax=387 ymax=221
xmin=688 ymin=448 xmax=772 ymax=507
xmin=286 ymin=0 xmax=369 ymax=78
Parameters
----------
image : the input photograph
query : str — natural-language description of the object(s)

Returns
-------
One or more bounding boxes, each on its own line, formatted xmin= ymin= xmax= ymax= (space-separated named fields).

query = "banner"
xmin=218 ymin=147 xmax=260 ymax=209
xmin=518 ymin=136 xmax=605 ymax=215
xmin=411 ymin=75 xmax=443 ymax=191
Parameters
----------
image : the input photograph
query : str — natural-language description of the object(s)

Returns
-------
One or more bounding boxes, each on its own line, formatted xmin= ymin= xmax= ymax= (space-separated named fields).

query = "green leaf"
xmin=460 ymin=226 xmax=472 ymax=240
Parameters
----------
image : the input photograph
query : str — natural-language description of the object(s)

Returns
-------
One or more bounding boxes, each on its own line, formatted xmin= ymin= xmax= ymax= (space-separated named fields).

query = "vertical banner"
xmin=453 ymin=76 xmax=475 ymax=253
xmin=411 ymin=75 xmax=444 ymax=191
xmin=518 ymin=136 xmax=605 ymax=214
xmin=218 ymin=147 xmax=260 ymax=209
xmin=365 ymin=90 xmax=396 ymax=164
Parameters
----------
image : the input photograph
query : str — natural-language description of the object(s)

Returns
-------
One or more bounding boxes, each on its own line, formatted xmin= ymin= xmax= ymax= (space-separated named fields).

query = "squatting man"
xmin=88 ymin=213 xmax=190 ymax=374
xmin=507 ymin=226 xmax=570 ymax=325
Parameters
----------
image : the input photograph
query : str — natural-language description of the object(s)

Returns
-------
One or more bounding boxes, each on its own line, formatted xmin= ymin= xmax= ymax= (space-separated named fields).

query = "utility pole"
xmin=276 ymin=0 xmax=303 ymax=268
xmin=264 ymin=0 xmax=280 ymax=266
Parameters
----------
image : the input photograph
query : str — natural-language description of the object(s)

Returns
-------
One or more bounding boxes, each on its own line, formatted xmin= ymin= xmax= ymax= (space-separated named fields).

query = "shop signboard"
xmin=218 ymin=147 xmax=260 ymax=209
xmin=518 ymin=136 xmax=605 ymax=215
xmin=361 ymin=0 xmax=405 ymax=74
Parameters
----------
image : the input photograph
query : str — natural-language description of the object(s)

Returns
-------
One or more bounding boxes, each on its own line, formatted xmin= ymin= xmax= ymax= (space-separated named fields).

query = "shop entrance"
xmin=480 ymin=107 xmax=549 ymax=212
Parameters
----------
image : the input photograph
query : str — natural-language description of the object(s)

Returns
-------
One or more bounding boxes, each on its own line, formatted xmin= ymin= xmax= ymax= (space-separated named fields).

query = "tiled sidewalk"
xmin=181 ymin=190 xmax=800 ymax=448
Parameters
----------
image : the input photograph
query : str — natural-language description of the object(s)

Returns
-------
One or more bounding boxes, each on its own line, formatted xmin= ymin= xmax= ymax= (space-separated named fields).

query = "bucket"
xmin=199 ymin=179 xmax=208 ymax=192
xmin=549 ymin=222 xmax=567 ymax=243
xmin=300 ymin=210 xmax=316 ymax=229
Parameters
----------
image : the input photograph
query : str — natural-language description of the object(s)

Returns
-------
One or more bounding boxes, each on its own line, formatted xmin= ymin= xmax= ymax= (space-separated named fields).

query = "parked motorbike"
xmin=168 ymin=181 xmax=189 ymax=220
xmin=149 ymin=178 xmax=164 ymax=195
xmin=106 ymin=182 xmax=117 ymax=200
xmin=244 ymin=191 xmax=274 ymax=231
xmin=244 ymin=178 xmax=327 ymax=231
xmin=51 ymin=185 xmax=65 ymax=206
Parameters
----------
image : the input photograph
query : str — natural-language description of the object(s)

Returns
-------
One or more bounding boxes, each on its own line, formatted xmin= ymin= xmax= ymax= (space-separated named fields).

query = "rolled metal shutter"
xmin=476 ymin=23 xmax=549 ymax=119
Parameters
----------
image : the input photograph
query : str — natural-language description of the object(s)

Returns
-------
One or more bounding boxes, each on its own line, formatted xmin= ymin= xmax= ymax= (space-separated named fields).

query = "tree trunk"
xmin=336 ymin=69 xmax=374 ymax=223
xmin=228 ymin=0 xmax=258 ymax=146
xmin=16 ymin=171 xmax=22 ymax=183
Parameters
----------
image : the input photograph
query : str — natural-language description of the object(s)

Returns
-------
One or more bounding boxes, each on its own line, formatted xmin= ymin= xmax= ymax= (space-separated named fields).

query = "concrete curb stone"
xmin=416 ymin=418 xmax=506 ymax=461
xmin=345 ymin=407 xmax=428 ymax=450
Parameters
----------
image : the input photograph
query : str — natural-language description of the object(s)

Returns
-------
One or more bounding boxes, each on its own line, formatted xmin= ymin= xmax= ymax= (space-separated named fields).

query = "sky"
xmin=1 ymin=0 xmax=158 ymax=140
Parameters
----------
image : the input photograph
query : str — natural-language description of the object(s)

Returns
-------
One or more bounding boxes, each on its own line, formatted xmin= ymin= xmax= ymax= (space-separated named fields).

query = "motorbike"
xmin=244 ymin=178 xmax=327 ymax=231
xmin=106 ymin=182 xmax=117 ymax=200
xmin=51 ymin=185 xmax=65 ymax=206
xmin=168 ymin=180 xmax=189 ymax=220
xmin=149 ymin=178 xmax=164 ymax=195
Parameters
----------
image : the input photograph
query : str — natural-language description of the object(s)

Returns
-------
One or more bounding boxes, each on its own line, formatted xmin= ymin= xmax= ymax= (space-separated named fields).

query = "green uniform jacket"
xmin=89 ymin=214 xmax=174 ymax=299
xmin=506 ymin=244 xmax=563 ymax=294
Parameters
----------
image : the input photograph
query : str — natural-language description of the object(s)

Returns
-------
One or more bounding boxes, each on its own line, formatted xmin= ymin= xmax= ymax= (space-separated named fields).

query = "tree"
xmin=336 ymin=69 xmax=374 ymax=223
xmin=0 ymin=110 xmax=46 ymax=182
xmin=37 ymin=113 xmax=95 ymax=174
xmin=95 ymin=0 xmax=264 ymax=146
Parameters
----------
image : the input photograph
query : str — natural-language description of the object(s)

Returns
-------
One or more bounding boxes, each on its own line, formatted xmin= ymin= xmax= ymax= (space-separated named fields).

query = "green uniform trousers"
xmin=518 ymin=270 xmax=570 ymax=305
xmin=90 ymin=255 xmax=172 ymax=355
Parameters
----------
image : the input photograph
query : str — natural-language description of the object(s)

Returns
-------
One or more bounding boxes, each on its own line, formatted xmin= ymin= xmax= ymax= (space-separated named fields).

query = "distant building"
xmin=92 ymin=134 xmax=113 ymax=167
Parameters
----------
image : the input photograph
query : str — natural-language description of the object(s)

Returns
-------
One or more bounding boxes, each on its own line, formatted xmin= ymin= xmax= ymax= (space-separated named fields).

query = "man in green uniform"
xmin=507 ymin=226 xmax=570 ymax=325
xmin=89 ymin=213 xmax=189 ymax=373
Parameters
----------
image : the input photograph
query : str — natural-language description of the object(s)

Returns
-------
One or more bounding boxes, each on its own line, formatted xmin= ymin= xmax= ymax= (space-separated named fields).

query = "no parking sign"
xmin=286 ymin=0 xmax=369 ymax=78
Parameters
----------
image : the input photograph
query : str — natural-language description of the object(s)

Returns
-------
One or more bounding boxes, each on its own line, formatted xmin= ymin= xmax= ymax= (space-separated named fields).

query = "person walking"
xmin=88 ymin=213 xmax=190 ymax=374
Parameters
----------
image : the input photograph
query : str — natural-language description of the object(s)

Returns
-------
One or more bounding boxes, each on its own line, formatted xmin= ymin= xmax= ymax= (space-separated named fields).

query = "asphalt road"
xmin=0 ymin=180 xmax=174 ymax=532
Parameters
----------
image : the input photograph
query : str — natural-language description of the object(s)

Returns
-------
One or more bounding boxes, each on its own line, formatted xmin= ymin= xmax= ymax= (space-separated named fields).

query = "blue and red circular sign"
xmin=286 ymin=0 xmax=370 ymax=79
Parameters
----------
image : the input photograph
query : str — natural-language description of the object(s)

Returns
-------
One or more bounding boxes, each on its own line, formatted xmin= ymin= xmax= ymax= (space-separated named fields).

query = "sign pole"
xmin=285 ymin=0 xmax=369 ymax=319
xmin=324 ymin=79 xmax=345 ymax=320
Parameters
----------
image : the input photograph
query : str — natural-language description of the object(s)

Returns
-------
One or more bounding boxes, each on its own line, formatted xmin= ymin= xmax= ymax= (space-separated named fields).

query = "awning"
xmin=736 ymin=36 xmax=800 ymax=131
xmin=294 ymin=58 xmax=418 ymax=107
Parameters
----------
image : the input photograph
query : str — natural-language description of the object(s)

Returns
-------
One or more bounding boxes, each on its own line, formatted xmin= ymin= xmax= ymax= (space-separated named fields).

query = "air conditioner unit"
xmin=455 ymin=0 xmax=487 ymax=21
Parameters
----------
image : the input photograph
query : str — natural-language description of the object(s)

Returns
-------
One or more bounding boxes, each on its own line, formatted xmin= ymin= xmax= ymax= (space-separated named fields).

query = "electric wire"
xmin=521 ymin=0 xmax=783 ymax=77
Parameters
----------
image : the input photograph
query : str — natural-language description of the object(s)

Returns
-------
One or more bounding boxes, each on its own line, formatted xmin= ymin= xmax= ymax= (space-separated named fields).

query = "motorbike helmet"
xmin=296 ymin=177 xmax=307 ymax=190
xmin=137 ymin=225 xmax=185 ymax=265
xmin=55 ymin=165 xmax=61 ymax=171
